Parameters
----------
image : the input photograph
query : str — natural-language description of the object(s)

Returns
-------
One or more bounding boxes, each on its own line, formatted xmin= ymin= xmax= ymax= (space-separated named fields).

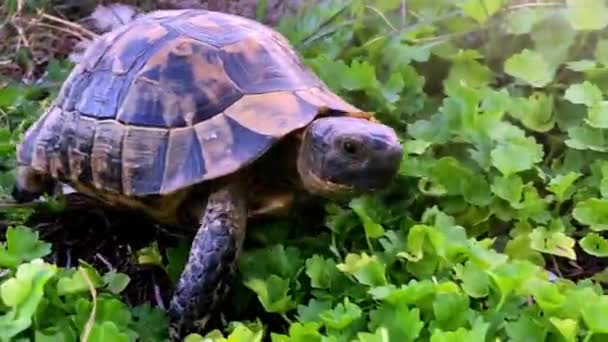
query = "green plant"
xmin=4 ymin=0 xmax=608 ymax=341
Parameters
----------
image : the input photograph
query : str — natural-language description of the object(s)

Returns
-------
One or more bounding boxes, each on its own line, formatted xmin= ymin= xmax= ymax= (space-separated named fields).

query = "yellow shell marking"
xmin=224 ymin=92 xmax=313 ymax=137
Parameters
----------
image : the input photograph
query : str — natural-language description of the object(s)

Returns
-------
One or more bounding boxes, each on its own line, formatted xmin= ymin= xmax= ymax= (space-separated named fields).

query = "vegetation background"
xmin=2 ymin=0 xmax=608 ymax=341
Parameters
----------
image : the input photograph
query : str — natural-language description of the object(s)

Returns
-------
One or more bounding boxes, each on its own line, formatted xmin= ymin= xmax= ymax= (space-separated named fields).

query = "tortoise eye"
xmin=342 ymin=140 xmax=359 ymax=155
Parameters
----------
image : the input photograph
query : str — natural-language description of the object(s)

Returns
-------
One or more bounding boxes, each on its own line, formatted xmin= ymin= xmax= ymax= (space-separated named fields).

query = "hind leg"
xmin=12 ymin=166 xmax=56 ymax=203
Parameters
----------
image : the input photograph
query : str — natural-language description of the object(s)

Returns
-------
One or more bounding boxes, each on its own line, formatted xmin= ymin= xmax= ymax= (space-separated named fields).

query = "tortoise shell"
xmin=17 ymin=9 xmax=363 ymax=197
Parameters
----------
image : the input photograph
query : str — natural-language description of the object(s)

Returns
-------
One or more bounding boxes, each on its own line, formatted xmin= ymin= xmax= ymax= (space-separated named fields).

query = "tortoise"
xmin=12 ymin=9 xmax=403 ymax=340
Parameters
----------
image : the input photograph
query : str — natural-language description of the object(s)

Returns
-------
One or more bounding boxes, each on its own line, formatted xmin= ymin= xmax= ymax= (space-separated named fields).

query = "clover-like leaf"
xmin=564 ymin=81 xmax=603 ymax=106
xmin=573 ymin=198 xmax=608 ymax=231
xmin=581 ymin=296 xmax=608 ymax=334
xmin=453 ymin=261 xmax=489 ymax=298
xmin=337 ymin=253 xmax=387 ymax=287
xmin=0 ymin=226 xmax=52 ymax=269
xmin=244 ymin=275 xmax=296 ymax=313
xmin=491 ymin=135 xmax=544 ymax=176
xmin=505 ymin=314 xmax=548 ymax=341
xmin=102 ymin=271 xmax=130 ymax=295
xmin=350 ymin=197 xmax=385 ymax=239
xmin=549 ymin=318 xmax=578 ymax=342
xmin=56 ymin=266 xmax=103 ymax=296
xmin=529 ymin=227 xmax=576 ymax=260
xmin=318 ymin=297 xmax=362 ymax=330
xmin=457 ymin=0 xmax=504 ymax=24
xmin=547 ymin=172 xmax=582 ymax=203
xmin=504 ymin=49 xmax=554 ymax=87
xmin=0 ymin=259 xmax=57 ymax=341
xmin=296 ymin=298 xmax=332 ymax=323
xmin=369 ymin=302 xmax=424 ymax=342
xmin=491 ymin=174 xmax=523 ymax=206
xmin=87 ymin=321 xmax=129 ymax=342
xmin=579 ymin=233 xmax=608 ymax=257
xmin=565 ymin=0 xmax=608 ymax=31
xmin=130 ymin=303 xmax=169 ymax=342
xmin=565 ymin=125 xmax=608 ymax=152
xmin=587 ymin=101 xmax=608 ymax=129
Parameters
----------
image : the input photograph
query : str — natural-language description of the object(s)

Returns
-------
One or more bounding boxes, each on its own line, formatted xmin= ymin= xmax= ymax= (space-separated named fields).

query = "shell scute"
xmin=17 ymin=107 xmax=50 ymax=167
xmin=29 ymin=107 xmax=68 ymax=174
xmin=117 ymin=37 xmax=242 ymax=128
xmin=122 ymin=127 xmax=169 ymax=195
xmin=75 ymin=71 xmax=127 ymax=118
xmin=103 ymin=23 xmax=170 ymax=75
xmin=91 ymin=120 xmax=124 ymax=193
xmin=224 ymin=91 xmax=318 ymax=137
xmin=221 ymin=36 xmax=319 ymax=94
xmin=68 ymin=115 xmax=96 ymax=184
xmin=168 ymin=13 xmax=252 ymax=47
xmin=161 ymin=127 xmax=206 ymax=194
xmin=193 ymin=114 xmax=240 ymax=180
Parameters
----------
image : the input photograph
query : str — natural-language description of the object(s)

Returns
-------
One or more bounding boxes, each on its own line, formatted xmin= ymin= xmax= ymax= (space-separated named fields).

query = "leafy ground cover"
xmin=4 ymin=0 xmax=608 ymax=341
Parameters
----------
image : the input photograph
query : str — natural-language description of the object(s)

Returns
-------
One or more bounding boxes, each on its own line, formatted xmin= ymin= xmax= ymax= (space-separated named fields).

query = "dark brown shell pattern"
xmin=17 ymin=9 xmax=361 ymax=197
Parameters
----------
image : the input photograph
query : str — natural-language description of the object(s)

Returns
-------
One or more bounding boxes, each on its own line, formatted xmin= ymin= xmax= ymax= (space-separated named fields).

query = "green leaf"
xmin=244 ymin=275 xmax=296 ymax=313
xmin=130 ymin=303 xmax=169 ymax=342
xmin=432 ymin=293 xmax=472 ymax=331
xmin=165 ymin=240 xmax=190 ymax=283
xmin=549 ymin=318 xmax=578 ymax=342
xmin=573 ymin=198 xmax=608 ymax=231
xmin=547 ymin=172 xmax=582 ymax=202
xmin=305 ymin=255 xmax=334 ymax=289
xmin=0 ymin=226 xmax=52 ymax=268
xmin=491 ymin=135 xmax=544 ymax=176
xmin=0 ymin=259 xmax=57 ymax=341
xmin=135 ymin=242 xmax=163 ymax=267
xmin=504 ymin=49 xmax=554 ymax=87
xmin=565 ymin=0 xmax=608 ymax=31
xmin=581 ymin=296 xmax=608 ymax=334
xmin=565 ymin=125 xmax=608 ymax=152
xmin=350 ymin=197 xmax=385 ymax=239
xmin=595 ymin=39 xmax=608 ymax=65
xmin=429 ymin=317 xmax=490 ymax=341
xmin=509 ymin=92 xmax=555 ymax=132
xmin=587 ymin=101 xmax=608 ymax=128
xmin=318 ymin=297 xmax=362 ymax=330
xmin=579 ymin=233 xmax=608 ymax=257
xmin=505 ymin=314 xmax=548 ymax=341
xmin=564 ymin=81 xmax=603 ymax=106
xmin=225 ymin=323 xmax=264 ymax=342
xmin=102 ymin=271 xmax=130 ymax=295
xmin=271 ymin=322 xmax=323 ymax=342
xmin=356 ymin=327 xmax=390 ymax=342
xmin=87 ymin=321 xmax=129 ymax=342
xmin=491 ymin=174 xmax=523 ymax=206
xmin=505 ymin=7 xmax=547 ymax=35
xmin=56 ymin=266 xmax=102 ymax=296
xmin=0 ymin=277 xmax=30 ymax=308
xmin=368 ymin=302 xmax=424 ymax=342
xmin=240 ymin=244 xmax=303 ymax=281
xmin=456 ymin=0 xmax=504 ymax=24
xmin=453 ymin=261 xmax=489 ymax=298
xmin=296 ymin=299 xmax=332 ymax=323
xmin=529 ymin=227 xmax=577 ymax=260
xmin=528 ymin=278 xmax=565 ymax=313
xmin=336 ymin=253 xmax=387 ymax=287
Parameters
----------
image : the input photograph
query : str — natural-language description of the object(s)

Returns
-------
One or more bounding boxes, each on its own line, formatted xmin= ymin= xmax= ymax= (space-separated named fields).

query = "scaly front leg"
xmin=168 ymin=181 xmax=247 ymax=340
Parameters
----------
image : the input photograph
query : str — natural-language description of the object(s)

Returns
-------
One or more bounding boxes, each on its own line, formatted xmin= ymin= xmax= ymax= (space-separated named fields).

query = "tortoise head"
xmin=297 ymin=116 xmax=403 ymax=199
